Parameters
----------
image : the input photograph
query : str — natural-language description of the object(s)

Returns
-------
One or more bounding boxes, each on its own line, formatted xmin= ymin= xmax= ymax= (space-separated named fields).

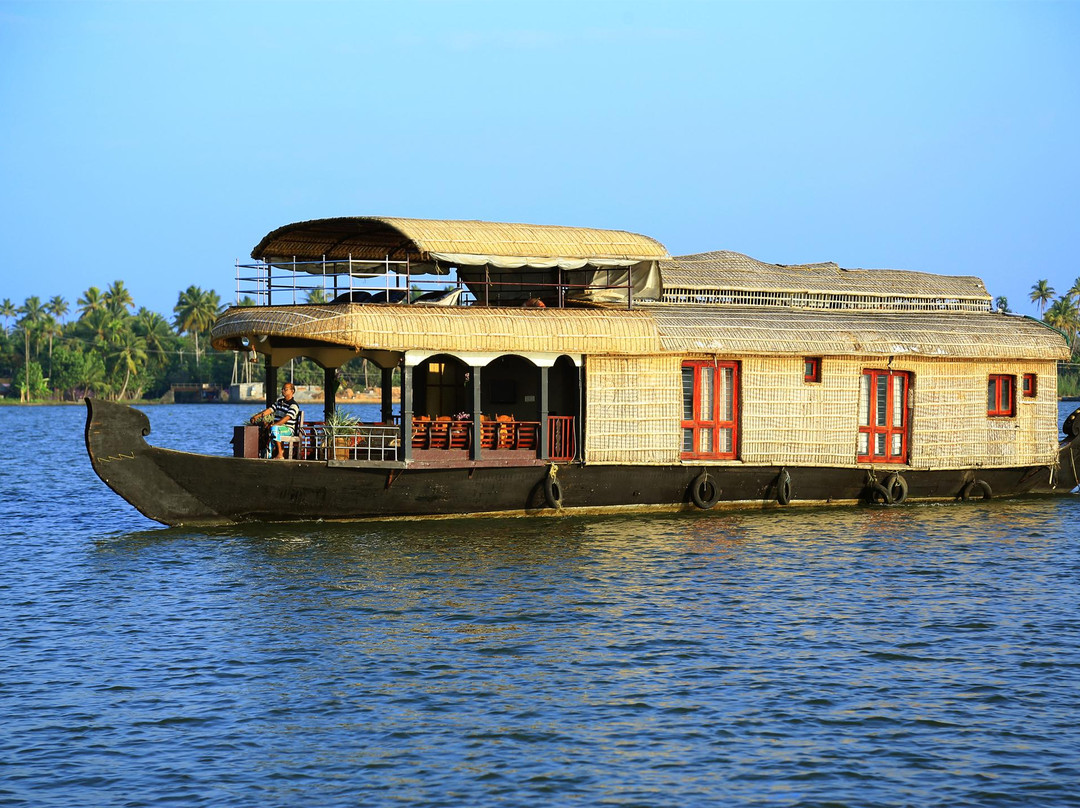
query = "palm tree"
xmin=41 ymin=313 xmax=62 ymax=380
xmin=17 ymin=296 xmax=46 ymax=359
xmin=1068 ymin=278 xmax=1080 ymax=302
xmin=133 ymin=308 xmax=175 ymax=368
xmin=1030 ymin=280 xmax=1055 ymax=313
xmin=0 ymin=298 xmax=15 ymax=334
xmin=1045 ymin=297 xmax=1080 ymax=348
xmin=104 ymin=280 xmax=134 ymax=316
xmin=994 ymin=296 xmax=1010 ymax=313
xmin=16 ymin=296 xmax=46 ymax=401
xmin=77 ymin=286 xmax=105 ymax=319
xmin=306 ymin=288 xmax=329 ymax=304
xmin=48 ymin=295 xmax=69 ymax=324
xmin=108 ymin=329 xmax=148 ymax=401
xmin=173 ymin=286 xmax=222 ymax=366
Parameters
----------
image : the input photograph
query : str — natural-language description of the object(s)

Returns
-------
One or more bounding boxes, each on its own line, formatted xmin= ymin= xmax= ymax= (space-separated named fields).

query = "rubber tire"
xmin=1064 ymin=407 xmax=1080 ymax=440
xmin=961 ymin=479 xmax=993 ymax=501
xmin=690 ymin=472 xmax=720 ymax=510
xmin=884 ymin=473 xmax=908 ymax=505
xmin=867 ymin=482 xmax=894 ymax=505
xmin=776 ymin=469 xmax=792 ymax=506
xmin=544 ymin=475 xmax=563 ymax=509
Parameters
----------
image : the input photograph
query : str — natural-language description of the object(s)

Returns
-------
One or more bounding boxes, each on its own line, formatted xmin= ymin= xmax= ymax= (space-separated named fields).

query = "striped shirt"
xmin=272 ymin=397 xmax=300 ymax=431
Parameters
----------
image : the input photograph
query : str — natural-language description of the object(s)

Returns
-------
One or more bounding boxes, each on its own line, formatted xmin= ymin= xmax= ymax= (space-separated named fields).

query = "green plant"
xmin=323 ymin=408 xmax=362 ymax=441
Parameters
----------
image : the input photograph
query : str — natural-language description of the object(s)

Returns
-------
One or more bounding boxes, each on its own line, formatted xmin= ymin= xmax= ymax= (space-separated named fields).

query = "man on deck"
xmin=254 ymin=382 xmax=300 ymax=459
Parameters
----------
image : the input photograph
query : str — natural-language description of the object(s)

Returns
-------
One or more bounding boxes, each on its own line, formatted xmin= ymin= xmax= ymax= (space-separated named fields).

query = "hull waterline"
xmin=85 ymin=398 xmax=1080 ymax=527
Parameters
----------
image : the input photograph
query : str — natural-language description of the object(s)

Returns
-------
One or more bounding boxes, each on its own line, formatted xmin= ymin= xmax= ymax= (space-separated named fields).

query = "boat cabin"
xmin=211 ymin=217 xmax=1069 ymax=475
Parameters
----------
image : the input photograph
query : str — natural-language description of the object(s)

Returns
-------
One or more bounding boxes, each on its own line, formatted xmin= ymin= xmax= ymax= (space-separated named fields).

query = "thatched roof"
xmin=661 ymin=251 xmax=991 ymax=311
xmin=251 ymin=217 xmax=669 ymax=264
xmin=212 ymin=302 xmax=1067 ymax=362
xmin=212 ymin=303 xmax=662 ymax=356
xmin=648 ymin=306 xmax=1069 ymax=360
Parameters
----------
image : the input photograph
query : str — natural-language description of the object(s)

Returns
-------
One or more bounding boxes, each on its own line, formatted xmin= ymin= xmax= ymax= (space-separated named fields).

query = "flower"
xmin=453 ymin=411 xmax=471 ymax=421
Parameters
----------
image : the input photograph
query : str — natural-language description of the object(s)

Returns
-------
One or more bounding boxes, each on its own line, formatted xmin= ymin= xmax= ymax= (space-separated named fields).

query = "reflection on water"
xmin=2 ymin=403 xmax=1080 ymax=806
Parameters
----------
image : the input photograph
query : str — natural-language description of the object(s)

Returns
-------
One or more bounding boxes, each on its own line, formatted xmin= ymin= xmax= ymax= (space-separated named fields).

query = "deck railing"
xmin=293 ymin=417 xmax=575 ymax=463
xmin=306 ymin=424 xmax=401 ymax=462
xmin=548 ymin=415 xmax=576 ymax=462
xmin=233 ymin=258 xmax=639 ymax=309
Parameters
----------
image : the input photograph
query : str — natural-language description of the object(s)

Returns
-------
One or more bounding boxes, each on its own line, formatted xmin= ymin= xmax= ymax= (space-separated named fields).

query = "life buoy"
xmin=961 ymin=479 xmax=992 ymax=501
xmin=884 ymin=473 xmax=908 ymax=504
xmin=690 ymin=471 xmax=720 ymax=510
xmin=867 ymin=482 xmax=893 ymax=505
xmin=544 ymin=474 xmax=563 ymax=509
xmin=776 ymin=468 xmax=792 ymax=506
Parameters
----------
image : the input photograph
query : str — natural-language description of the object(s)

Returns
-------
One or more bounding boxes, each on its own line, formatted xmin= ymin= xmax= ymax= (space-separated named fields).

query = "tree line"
xmin=0 ymin=282 xmax=234 ymax=402
xmin=0 ymin=284 xmax=381 ymax=403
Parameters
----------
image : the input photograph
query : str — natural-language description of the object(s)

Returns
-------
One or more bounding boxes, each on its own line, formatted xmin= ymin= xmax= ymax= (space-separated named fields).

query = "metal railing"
xmin=233 ymin=257 xmax=642 ymax=310
xmin=307 ymin=424 xmax=401 ymax=462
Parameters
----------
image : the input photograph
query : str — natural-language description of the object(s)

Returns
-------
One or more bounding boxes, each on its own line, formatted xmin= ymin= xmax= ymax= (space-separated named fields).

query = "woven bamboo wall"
xmin=584 ymin=355 xmax=682 ymax=465
xmin=904 ymin=358 xmax=1059 ymax=469
xmin=585 ymin=353 xmax=1060 ymax=469
xmin=739 ymin=356 xmax=1060 ymax=469
xmin=740 ymin=357 xmax=863 ymax=467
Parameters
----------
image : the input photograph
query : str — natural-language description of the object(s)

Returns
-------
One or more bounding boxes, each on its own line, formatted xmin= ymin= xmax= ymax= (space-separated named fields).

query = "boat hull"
xmin=85 ymin=398 xmax=1079 ymax=526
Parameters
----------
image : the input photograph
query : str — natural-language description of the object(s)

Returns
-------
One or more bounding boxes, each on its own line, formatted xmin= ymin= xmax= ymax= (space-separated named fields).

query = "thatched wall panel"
xmin=584 ymin=356 xmax=681 ymax=465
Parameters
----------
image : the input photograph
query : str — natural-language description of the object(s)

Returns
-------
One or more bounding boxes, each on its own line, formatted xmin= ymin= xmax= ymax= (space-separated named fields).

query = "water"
xmin=2 ymin=402 xmax=1080 ymax=807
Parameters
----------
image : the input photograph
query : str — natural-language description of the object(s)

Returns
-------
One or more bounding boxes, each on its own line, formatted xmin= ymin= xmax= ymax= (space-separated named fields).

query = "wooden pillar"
xmin=539 ymin=365 xmax=549 ymax=460
xmin=323 ymin=366 xmax=336 ymax=421
xmin=265 ymin=357 xmax=277 ymax=408
xmin=471 ymin=365 xmax=482 ymax=461
xmin=576 ymin=361 xmax=584 ymax=462
xmin=381 ymin=367 xmax=394 ymax=424
xmin=400 ymin=364 xmax=413 ymax=461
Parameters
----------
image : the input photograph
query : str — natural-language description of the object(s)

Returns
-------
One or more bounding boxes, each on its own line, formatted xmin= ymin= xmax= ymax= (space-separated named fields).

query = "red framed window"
xmin=858 ymin=369 xmax=910 ymax=463
xmin=804 ymin=357 xmax=821 ymax=383
xmin=682 ymin=360 xmax=739 ymax=460
xmin=1022 ymin=373 xmax=1037 ymax=398
xmin=988 ymin=374 xmax=1015 ymax=416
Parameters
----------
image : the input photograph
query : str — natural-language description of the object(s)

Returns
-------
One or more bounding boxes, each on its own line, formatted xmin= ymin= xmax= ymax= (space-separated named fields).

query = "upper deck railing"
xmin=233 ymin=257 xmax=641 ymax=309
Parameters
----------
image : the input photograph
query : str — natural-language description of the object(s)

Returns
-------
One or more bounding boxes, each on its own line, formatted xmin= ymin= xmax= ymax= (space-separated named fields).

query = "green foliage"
xmin=14 ymin=360 xmax=48 ymax=401
xmin=1 ymin=284 xmax=234 ymax=402
xmin=1059 ymin=364 xmax=1080 ymax=399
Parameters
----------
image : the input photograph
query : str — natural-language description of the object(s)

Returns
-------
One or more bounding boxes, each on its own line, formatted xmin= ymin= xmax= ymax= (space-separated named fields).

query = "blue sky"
xmin=2 ymin=1 xmax=1078 ymax=318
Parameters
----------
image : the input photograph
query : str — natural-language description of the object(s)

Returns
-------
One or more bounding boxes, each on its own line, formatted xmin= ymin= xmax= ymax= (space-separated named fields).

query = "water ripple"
xmin=2 ymin=405 xmax=1080 ymax=806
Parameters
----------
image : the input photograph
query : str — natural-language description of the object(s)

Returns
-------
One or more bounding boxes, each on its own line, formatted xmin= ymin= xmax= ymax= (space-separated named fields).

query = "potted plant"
xmin=323 ymin=408 xmax=363 ymax=460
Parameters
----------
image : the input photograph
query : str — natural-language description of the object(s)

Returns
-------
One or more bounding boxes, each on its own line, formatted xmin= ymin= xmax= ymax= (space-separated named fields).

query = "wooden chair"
xmin=450 ymin=419 xmax=470 ymax=450
xmin=430 ymin=416 xmax=452 ymax=450
xmin=278 ymin=410 xmax=305 ymax=460
xmin=412 ymin=416 xmax=430 ymax=448
xmin=496 ymin=415 xmax=514 ymax=449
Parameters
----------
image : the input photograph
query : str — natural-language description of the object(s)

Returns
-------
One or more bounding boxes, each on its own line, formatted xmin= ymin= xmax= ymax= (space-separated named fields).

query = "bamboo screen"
xmin=739 ymin=357 xmax=864 ymax=467
xmin=904 ymin=358 xmax=1059 ymax=469
xmin=742 ymin=357 xmax=1060 ymax=469
xmin=584 ymin=355 xmax=682 ymax=465
xmin=585 ymin=354 xmax=1060 ymax=469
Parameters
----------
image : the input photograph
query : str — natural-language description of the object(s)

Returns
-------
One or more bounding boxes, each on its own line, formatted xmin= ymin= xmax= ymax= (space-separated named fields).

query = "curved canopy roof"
xmin=252 ymin=217 xmax=670 ymax=269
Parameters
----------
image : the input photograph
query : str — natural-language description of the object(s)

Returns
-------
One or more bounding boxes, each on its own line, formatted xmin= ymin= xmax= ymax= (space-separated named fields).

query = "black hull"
xmin=85 ymin=398 xmax=1080 ymax=527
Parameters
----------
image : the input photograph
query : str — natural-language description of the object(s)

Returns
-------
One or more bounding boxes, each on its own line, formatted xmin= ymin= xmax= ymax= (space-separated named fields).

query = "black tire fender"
xmin=867 ymin=482 xmax=894 ymax=505
xmin=543 ymin=474 xmax=563 ymax=509
xmin=776 ymin=468 xmax=792 ymax=506
xmin=961 ymin=479 xmax=993 ymax=501
xmin=1064 ymin=407 xmax=1080 ymax=440
xmin=884 ymin=472 xmax=908 ymax=505
xmin=690 ymin=471 xmax=720 ymax=510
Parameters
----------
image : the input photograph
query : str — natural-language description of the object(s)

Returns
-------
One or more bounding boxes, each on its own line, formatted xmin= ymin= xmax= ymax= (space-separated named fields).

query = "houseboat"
xmin=86 ymin=216 xmax=1080 ymax=525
